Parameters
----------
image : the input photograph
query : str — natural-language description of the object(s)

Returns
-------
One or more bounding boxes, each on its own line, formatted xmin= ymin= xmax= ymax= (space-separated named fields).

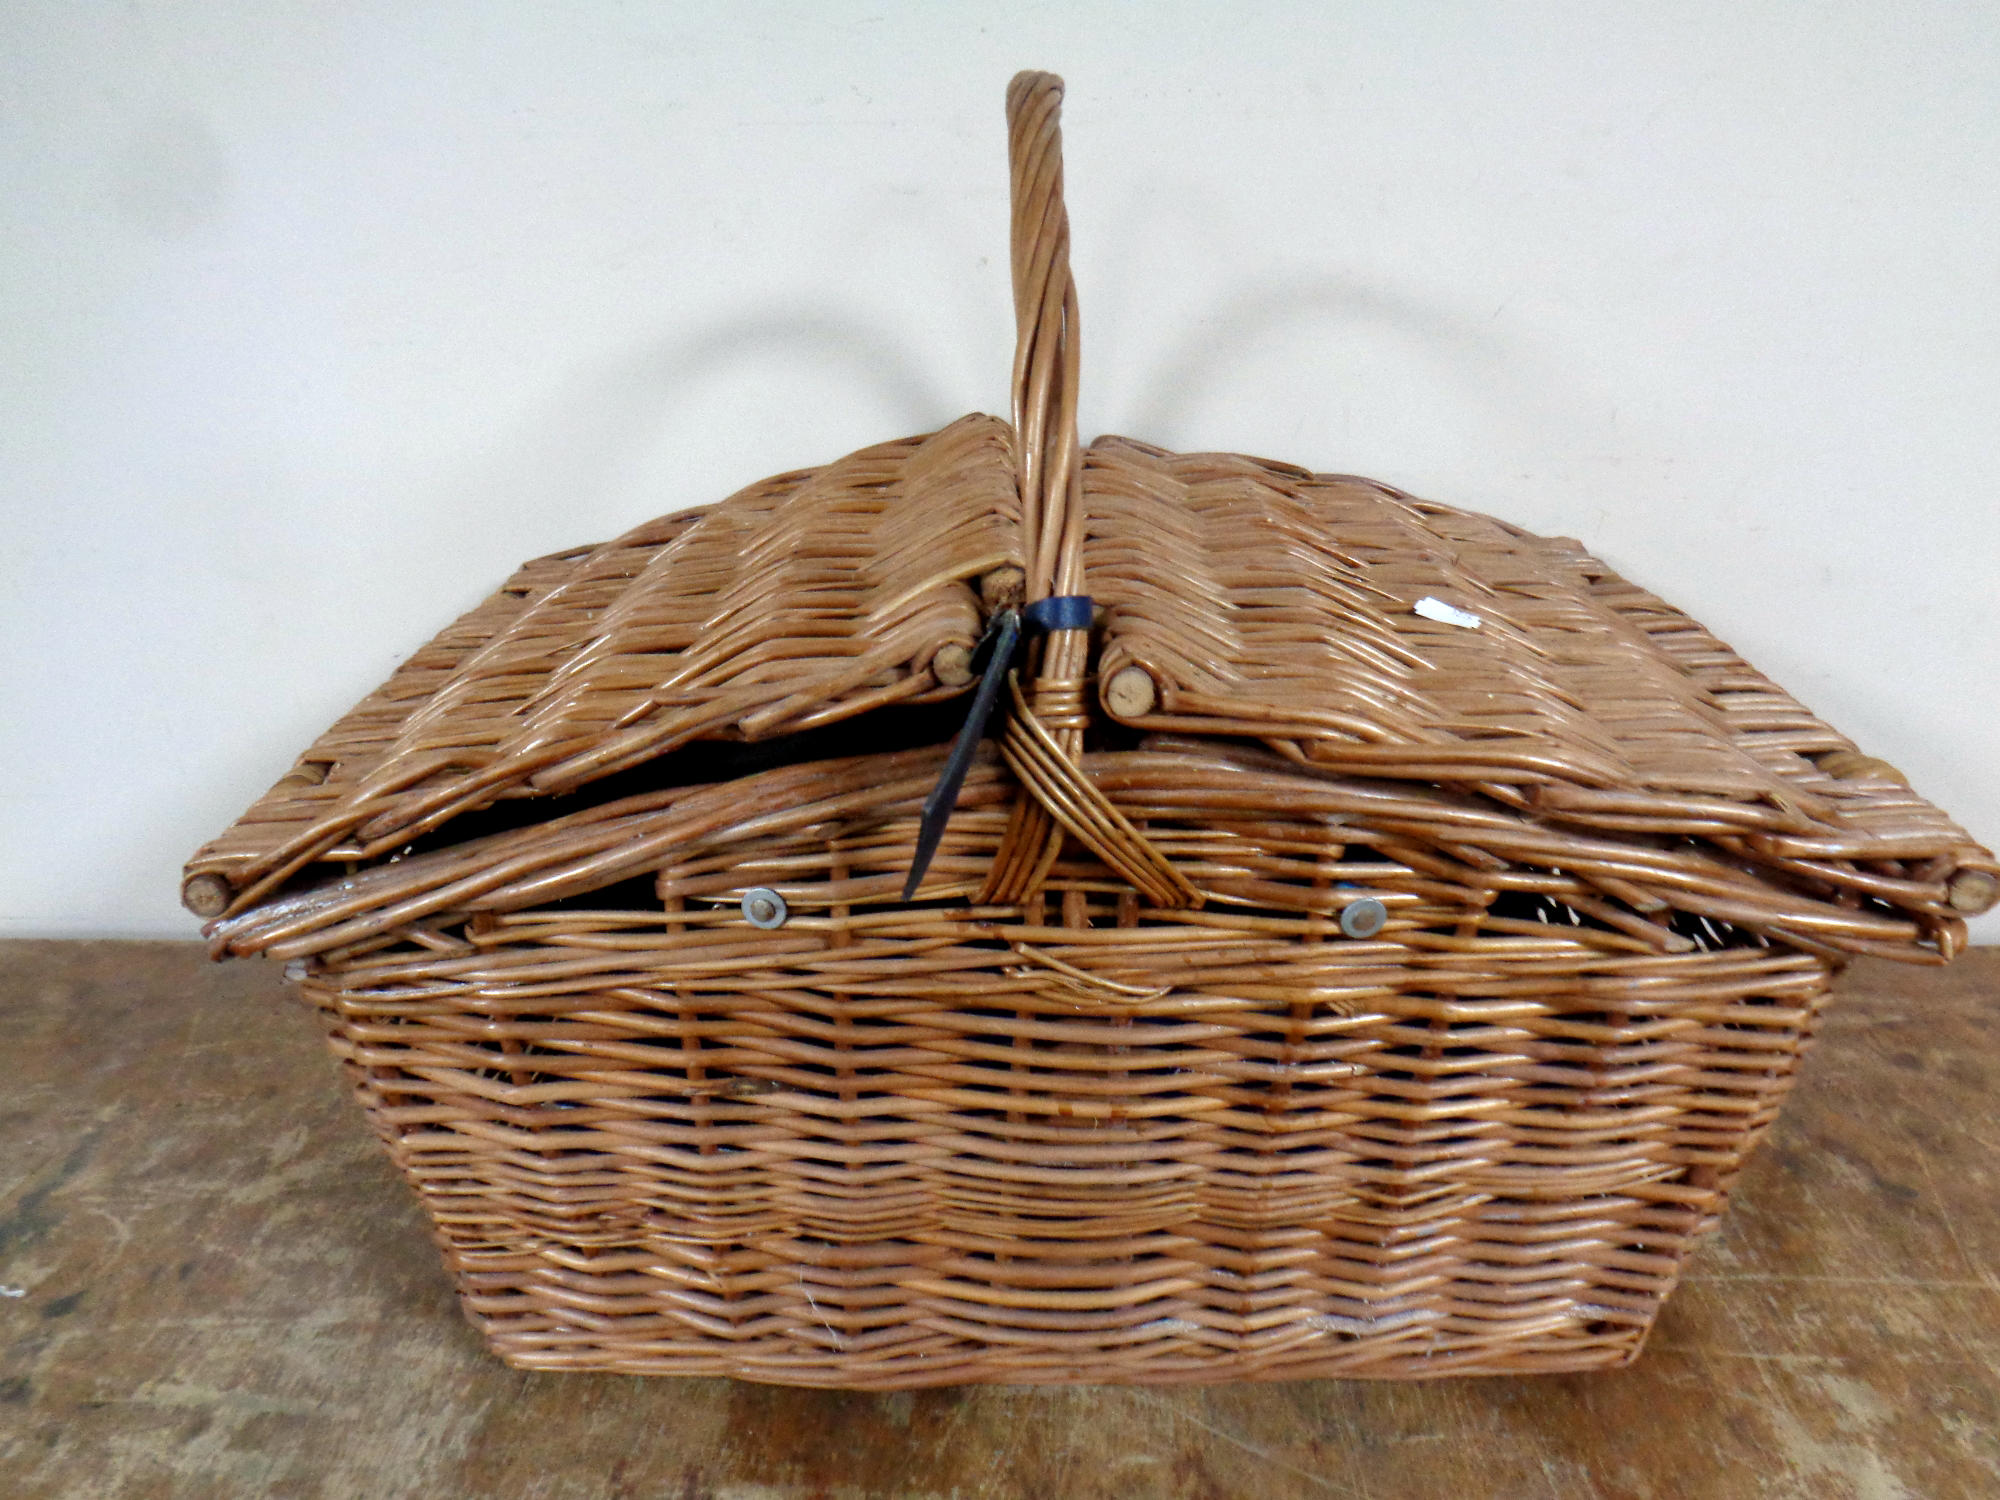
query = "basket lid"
xmin=183 ymin=417 xmax=1998 ymax=927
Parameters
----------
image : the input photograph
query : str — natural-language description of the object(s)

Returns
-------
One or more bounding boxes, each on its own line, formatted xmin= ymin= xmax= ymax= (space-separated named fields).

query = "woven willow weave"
xmin=187 ymin=73 xmax=1996 ymax=1386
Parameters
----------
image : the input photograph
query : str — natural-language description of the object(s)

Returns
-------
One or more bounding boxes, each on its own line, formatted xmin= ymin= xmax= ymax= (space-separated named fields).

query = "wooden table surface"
xmin=1 ymin=941 xmax=1996 ymax=1499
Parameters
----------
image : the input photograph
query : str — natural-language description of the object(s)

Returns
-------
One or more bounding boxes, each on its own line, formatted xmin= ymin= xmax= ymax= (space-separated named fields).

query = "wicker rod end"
xmin=1104 ymin=665 xmax=1158 ymax=719
xmin=932 ymin=643 xmax=976 ymax=688
xmin=182 ymin=873 xmax=232 ymax=919
xmin=1947 ymin=869 xmax=1999 ymax=915
xmin=980 ymin=565 xmax=1026 ymax=610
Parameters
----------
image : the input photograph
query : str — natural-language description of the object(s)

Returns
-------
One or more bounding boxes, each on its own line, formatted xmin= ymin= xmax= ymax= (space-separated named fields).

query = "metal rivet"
xmin=1339 ymin=897 xmax=1387 ymax=940
xmin=742 ymin=887 xmax=788 ymax=929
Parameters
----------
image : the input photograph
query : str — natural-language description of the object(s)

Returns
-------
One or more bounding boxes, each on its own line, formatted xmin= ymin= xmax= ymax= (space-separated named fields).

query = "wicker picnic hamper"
xmin=185 ymin=73 xmax=1997 ymax=1386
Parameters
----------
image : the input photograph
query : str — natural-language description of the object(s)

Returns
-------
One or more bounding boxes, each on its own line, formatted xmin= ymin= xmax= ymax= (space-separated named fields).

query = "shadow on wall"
xmin=458 ymin=275 xmax=1590 ymax=573
xmin=1119 ymin=274 xmax=1576 ymax=459
xmin=457 ymin=303 xmax=968 ymax=553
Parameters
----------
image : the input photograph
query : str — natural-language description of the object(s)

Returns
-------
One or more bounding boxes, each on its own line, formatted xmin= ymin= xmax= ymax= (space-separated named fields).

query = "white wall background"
xmin=4 ymin=1 xmax=1996 ymax=941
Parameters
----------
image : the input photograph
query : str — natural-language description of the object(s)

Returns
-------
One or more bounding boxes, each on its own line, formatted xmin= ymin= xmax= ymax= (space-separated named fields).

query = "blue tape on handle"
xmin=1024 ymin=595 xmax=1093 ymax=631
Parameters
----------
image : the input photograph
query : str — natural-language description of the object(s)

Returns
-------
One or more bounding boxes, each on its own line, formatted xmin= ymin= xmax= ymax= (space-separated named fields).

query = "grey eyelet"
xmin=742 ymin=887 xmax=789 ymax=929
xmin=1338 ymin=897 xmax=1387 ymax=939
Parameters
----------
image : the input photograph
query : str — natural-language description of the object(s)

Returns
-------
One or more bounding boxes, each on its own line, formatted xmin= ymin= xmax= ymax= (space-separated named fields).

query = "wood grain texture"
xmin=2 ymin=941 xmax=1995 ymax=1499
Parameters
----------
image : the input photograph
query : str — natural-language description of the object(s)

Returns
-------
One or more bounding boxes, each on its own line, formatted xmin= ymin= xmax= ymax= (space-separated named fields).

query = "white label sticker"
xmin=1413 ymin=595 xmax=1482 ymax=629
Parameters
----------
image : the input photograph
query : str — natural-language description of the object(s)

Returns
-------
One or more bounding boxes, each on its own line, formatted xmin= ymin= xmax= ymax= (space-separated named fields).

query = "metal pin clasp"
xmin=1339 ymin=897 xmax=1387 ymax=939
xmin=742 ymin=888 xmax=789 ymax=929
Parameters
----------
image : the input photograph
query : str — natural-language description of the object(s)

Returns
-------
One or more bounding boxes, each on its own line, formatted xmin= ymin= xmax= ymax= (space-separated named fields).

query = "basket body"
xmin=186 ymin=74 xmax=1994 ymax=1385
xmin=298 ymin=853 xmax=1831 ymax=1384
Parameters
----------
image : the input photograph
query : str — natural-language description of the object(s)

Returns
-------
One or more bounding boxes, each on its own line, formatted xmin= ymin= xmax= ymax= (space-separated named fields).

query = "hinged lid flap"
xmin=185 ymin=415 xmax=1021 ymax=910
xmin=1086 ymin=438 xmax=1911 ymax=836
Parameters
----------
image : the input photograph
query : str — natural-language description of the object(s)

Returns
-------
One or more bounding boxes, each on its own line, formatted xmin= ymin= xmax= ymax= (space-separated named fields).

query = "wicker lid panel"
xmin=1087 ymin=439 xmax=1845 ymax=832
xmin=187 ymin=414 xmax=1022 ymax=907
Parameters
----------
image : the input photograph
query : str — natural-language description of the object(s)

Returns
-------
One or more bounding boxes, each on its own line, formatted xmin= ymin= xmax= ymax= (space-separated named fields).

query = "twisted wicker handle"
xmin=980 ymin=73 xmax=1085 ymax=904
xmin=1006 ymin=71 xmax=1083 ymax=602
xmin=984 ymin=73 xmax=1202 ymax=910
xmin=985 ymin=75 xmax=1194 ymax=911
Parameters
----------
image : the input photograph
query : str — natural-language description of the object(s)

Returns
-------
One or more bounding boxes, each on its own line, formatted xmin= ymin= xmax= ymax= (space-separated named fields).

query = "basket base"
xmin=469 ymin=1323 xmax=1649 ymax=1387
xmin=446 ymin=1256 xmax=1661 ymax=1386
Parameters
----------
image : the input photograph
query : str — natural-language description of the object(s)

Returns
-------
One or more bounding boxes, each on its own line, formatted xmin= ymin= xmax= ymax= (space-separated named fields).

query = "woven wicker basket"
xmin=187 ymin=73 xmax=1996 ymax=1386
